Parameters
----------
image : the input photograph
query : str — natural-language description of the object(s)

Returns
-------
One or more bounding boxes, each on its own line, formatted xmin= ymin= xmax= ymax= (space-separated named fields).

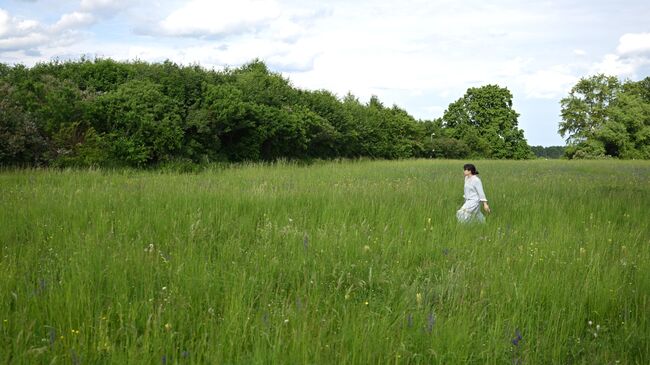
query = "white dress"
xmin=456 ymin=175 xmax=487 ymax=223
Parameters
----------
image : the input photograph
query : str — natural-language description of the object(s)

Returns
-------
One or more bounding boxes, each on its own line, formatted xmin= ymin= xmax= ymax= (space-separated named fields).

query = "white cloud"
xmin=80 ymin=0 xmax=131 ymax=14
xmin=591 ymin=54 xmax=643 ymax=77
xmin=158 ymin=0 xmax=281 ymax=37
xmin=573 ymin=49 xmax=586 ymax=56
xmin=52 ymin=12 xmax=95 ymax=32
xmin=266 ymin=17 xmax=305 ymax=42
xmin=0 ymin=8 xmax=94 ymax=52
xmin=590 ymin=33 xmax=650 ymax=77
xmin=497 ymin=57 xmax=533 ymax=78
xmin=616 ymin=32 xmax=650 ymax=56
xmin=0 ymin=32 xmax=48 ymax=51
xmin=105 ymin=37 xmax=321 ymax=73
xmin=0 ymin=8 xmax=48 ymax=50
xmin=522 ymin=66 xmax=578 ymax=99
xmin=0 ymin=9 xmax=13 ymax=37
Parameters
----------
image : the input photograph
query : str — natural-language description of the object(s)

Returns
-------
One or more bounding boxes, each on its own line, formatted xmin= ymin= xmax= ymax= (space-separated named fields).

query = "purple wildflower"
xmin=262 ymin=312 xmax=270 ymax=328
xmin=48 ymin=327 xmax=56 ymax=346
xmin=426 ymin=313 xmax=435 ymax=333
xmin=407 ymin=313 xmax=413 ymax=328
xmin=511 ymin=329 xmax=523 ymax=346
xmin=37 ymin=278 xmax=47 ymax=295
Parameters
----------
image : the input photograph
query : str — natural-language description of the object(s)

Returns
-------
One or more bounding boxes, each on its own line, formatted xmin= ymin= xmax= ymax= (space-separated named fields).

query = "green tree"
xmin=299 ymin=89 xmax=352 ymax=157
xmin=607 ymin=78 xmax=650 ymax=158
xmin=441 ymin=85 xmax=532 ymax=159
xmin=560 ymin=75 xmax=650 ymax=159
xmin=559 ymin=74 xmax=621 ymax=145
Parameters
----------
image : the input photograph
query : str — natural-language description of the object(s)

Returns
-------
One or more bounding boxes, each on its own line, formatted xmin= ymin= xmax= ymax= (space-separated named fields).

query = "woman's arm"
xmin=474 ymin=178 xmax=491 ymax=213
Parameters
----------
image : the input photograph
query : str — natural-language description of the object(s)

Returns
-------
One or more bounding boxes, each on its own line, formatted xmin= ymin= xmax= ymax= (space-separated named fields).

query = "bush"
xmin=0 ymin=84 xmax=48 ymax=166
xmin=431 ymin=137 xmax=470 ymax=159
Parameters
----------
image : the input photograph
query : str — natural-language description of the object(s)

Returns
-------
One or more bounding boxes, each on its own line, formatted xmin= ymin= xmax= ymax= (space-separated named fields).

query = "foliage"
xmin=0 ymin=82 xmax=49 ymax=165
xmin=88 ymin=79 xmax=185 ymax=166
xmin=0 ymin=59 xmax=537 ymax=167
xmin=530 ymin=145 xmax=565 ymax=159
xmin=560 ymin=75 xmax=650 ymax=159
xmin=431 ymin=137 xmax=470 ymax=159
xmin=441 ymin=85 xmax=533 ymax=159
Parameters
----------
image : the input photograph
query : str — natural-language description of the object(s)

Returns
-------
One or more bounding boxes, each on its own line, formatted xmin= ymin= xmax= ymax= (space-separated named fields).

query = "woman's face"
xmin=463 ymin=169 xmax=472 ymax=177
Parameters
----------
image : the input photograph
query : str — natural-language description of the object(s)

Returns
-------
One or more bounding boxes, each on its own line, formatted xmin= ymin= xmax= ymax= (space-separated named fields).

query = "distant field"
xmin=1 ymin=160 xmax=648 ymax=364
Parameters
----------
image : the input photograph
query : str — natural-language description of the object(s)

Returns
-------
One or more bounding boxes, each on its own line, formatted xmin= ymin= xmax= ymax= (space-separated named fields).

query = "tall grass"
xmin=1 ymin=160 xmax=648 ymax=364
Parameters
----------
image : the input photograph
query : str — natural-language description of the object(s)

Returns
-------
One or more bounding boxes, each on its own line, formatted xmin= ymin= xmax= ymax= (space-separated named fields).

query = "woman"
xmin=456 ymin=163 xmax=491 ymax=223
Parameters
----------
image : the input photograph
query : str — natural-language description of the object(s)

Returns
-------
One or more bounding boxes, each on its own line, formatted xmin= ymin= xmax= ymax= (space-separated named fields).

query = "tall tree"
xmin=441 ymin=85 xmax=532 ymax=159
xmin=559 ymin=74 xmax=621 ymax=144
xmin=560 ymin=75 xmax=650 ymax=159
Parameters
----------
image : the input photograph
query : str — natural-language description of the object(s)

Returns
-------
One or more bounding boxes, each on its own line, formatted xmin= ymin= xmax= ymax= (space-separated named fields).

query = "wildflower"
xmin=511 ymin=329 xmax=523 ymax=346
xmin=406 ymin=314 xmax=413 ymax=328
xmin=416 ymin=293 xmax=423 ymax=307
xmin=363 ymin=245 xmax=371 ymax=252
xmin=159 ymin=252 xmax=170 ymax=263
xmin=303 ymin=233 xmax=309 ymax=250
xmin=164 ymin=323 xmax=172 ymax=331
xmin=426 ymin=313 xmax=435 ymax=333
xmin=48 ymin=327 xmax=56 ymax=346
xmin=588 ymin=320 xmax=593 ymax=326
xmin=364 ymin=301 xmax=369 ymax=305
xmin=284 ymin=319 xmax=289 ymax=324
xmin=38 ymin=278 xmax=47 ymax=294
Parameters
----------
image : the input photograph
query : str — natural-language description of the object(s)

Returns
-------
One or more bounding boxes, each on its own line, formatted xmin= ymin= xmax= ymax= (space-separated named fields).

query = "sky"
xmin=1 ymin=0 xmax=649 ymax=146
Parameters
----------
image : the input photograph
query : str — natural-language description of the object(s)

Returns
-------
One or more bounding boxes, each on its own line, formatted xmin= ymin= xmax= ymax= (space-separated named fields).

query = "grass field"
xmin=1 ymin=159 xmax=649 ymax=364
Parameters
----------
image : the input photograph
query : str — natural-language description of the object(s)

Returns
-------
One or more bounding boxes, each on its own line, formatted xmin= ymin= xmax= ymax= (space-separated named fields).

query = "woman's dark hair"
xmin=463 ymin=163 xmax=479 ymax=175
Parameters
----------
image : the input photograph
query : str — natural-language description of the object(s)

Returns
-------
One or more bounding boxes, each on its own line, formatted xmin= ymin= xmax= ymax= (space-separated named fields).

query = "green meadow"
xmin=1 ymin=159 xmax=649 ymax=364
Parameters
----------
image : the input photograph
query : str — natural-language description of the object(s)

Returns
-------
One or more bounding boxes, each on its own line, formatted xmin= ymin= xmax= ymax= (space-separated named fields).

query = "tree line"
xmin=1 ymin=59 xmax=536 ymax=167
xmin=530 ymin=146 xmax=565 ymax=159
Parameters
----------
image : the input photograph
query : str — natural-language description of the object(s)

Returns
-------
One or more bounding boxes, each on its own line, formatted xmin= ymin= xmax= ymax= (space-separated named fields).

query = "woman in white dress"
xmin=456 ymin=163 xmax=491 ymax=223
